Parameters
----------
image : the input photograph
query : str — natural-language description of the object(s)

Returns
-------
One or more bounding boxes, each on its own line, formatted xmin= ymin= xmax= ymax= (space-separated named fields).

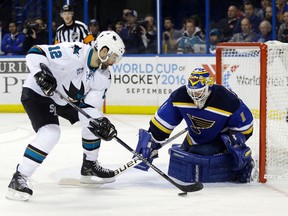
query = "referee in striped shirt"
xmin=54 ymin=4 xmax=94 ymax=44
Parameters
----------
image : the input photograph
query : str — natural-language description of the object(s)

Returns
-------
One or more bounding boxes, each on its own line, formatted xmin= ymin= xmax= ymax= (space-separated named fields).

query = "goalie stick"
xmin=54 ymin=89 xmax=203 ymax=193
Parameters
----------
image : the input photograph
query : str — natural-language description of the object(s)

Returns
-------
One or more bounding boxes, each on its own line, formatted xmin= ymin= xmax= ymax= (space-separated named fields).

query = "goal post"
xmin=216 ymin=41 xmax=288 ymax=183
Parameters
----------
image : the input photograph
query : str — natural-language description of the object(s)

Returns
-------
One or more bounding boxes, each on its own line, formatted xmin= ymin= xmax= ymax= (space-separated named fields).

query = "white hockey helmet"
xmin=94 ymin=30 xmax=125 ymax=63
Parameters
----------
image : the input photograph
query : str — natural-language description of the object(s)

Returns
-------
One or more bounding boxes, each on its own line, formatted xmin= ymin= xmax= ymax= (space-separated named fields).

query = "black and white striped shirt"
xmin=54 ymin=20 xmax=94 ymax=44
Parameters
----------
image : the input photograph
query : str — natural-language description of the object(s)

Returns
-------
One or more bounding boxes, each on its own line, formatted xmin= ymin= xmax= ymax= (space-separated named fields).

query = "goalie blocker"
xmin=168 ymin=144 xmax=253 ymax=183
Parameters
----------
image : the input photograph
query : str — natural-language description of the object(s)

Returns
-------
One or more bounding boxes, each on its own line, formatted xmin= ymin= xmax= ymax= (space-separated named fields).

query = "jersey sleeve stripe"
xmin=27 ymin=46 xmax=46 ymax=57
xmin=205 ymin=106 xmax=232 ymax=116
xmin=151 ymin=116 xmax=173 ymax=134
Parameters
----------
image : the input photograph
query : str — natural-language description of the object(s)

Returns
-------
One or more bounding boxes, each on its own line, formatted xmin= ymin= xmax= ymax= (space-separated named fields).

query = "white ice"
xmin=0 ymin=113 xmax=287 ymax=216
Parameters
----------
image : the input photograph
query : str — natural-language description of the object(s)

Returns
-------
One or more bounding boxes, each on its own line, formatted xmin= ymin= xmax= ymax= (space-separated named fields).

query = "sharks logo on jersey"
xmin=187 ymin=114 xmax=215 ymax=134
xmin=62 ymin=81 xmax=91 ymax=108
xmin=71 ymin=44 xmax=82 ymax=56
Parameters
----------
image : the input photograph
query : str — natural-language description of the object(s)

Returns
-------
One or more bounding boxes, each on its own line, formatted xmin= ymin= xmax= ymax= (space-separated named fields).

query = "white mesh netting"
xmin=219 ymin=41 xmax=288 ymax=180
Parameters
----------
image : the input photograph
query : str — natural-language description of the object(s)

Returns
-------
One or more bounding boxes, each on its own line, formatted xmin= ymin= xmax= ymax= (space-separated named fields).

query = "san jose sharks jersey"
xmin=23 ymin=42 xmax=111 ymax=111
xmin=149 ymin=85 xmax=253 ymax=145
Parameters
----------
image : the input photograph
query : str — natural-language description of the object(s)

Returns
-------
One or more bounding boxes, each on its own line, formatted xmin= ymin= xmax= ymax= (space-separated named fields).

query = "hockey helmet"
xmin=186 ymin=68 xmax=214 ymax=106
xmin=94 ymin=30 xmax=125 ymax=63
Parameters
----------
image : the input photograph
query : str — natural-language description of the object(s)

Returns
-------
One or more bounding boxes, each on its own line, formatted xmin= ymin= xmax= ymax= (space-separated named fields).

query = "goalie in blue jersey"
xmin=135 ymin=67 xmax=255 ymax=183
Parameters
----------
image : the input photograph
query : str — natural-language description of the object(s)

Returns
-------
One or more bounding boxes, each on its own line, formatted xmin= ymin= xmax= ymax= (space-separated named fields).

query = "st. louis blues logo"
xmin=187 ymin=114 xmax=215 ymax=134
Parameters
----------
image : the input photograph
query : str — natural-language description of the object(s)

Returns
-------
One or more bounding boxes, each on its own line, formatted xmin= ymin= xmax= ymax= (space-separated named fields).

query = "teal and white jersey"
xmin=23 ymin=42 xmax=111 ymax=112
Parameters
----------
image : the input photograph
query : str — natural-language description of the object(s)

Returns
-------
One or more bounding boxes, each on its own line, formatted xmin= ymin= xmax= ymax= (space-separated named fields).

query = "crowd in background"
xmin=0 ymin=0 xmax=288 ymax=55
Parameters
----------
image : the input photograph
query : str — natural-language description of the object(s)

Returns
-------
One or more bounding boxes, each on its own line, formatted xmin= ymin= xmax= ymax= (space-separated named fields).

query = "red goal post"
xmin=216 ymin=41 xmax=288 ymax=183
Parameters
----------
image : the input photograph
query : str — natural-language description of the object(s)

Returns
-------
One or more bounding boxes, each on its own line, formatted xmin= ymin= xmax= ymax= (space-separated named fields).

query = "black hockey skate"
xmin=80 ymin=154 xmax=115 ymax=184
xmin=6 ymin=165 xmax=33 ymax=201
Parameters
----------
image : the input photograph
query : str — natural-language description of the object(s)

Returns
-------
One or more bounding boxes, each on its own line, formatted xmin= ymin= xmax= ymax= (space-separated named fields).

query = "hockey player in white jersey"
xmin=6 ymin=31 xmax=125 ymax=201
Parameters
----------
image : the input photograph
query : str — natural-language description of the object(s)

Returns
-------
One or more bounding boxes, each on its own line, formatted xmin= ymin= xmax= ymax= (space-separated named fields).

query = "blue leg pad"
xmin=168 ymin=144 xmax=237 ymax=183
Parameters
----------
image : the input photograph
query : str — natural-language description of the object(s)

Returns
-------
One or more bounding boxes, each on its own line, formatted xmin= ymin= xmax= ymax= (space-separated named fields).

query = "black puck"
xmin=178 ymin=192 xmax=188 ymax=196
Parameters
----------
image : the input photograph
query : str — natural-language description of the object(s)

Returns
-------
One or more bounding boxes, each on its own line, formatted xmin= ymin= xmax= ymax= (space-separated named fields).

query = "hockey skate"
xmin=6 ymin=165 xmax=33 ymax=201
xmin=80 ymin=154 xmax=115 ymax=184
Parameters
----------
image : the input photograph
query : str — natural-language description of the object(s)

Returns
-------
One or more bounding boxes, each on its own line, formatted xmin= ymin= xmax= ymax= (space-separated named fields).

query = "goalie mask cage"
xmin=216 ymin=41 xmax=288 ymax=183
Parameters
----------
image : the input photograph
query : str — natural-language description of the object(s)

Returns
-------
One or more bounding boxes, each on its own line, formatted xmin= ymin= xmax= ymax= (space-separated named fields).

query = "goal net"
xmin=216 ymin=41 xmax=288 ymax=183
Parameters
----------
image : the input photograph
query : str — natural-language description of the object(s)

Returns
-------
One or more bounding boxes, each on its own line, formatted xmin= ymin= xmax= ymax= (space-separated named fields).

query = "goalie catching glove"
xmin=88 ymin=117 xmax=117 ymax=141
xmin=34 ymin=63 xmax=57 ymax=96
xmin=134 ymin=129 xmax=162 ymax=171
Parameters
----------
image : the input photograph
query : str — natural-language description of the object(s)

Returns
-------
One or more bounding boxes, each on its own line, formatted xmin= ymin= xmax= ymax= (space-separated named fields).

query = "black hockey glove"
xmin=88 ymin=117 xmax=117 ymax=141
xmin=34 ymin=63 xmax=57 ymax=96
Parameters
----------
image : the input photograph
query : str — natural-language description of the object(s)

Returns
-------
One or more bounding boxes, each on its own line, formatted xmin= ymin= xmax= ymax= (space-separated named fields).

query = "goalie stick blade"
xmin=58 ymin=178 xmax=104 ymax=188
xmin=179 ymin=182 xmax=204 ymax=193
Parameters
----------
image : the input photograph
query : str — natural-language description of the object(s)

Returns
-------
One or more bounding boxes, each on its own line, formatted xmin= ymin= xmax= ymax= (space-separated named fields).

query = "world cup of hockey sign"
xmin=107 ymin=56 xmax=215 ymax=107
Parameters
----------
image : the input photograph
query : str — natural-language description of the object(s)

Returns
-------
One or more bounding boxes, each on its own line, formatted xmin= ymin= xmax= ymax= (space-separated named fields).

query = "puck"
xmin=178 ymin=192 xmax=188 ymax=196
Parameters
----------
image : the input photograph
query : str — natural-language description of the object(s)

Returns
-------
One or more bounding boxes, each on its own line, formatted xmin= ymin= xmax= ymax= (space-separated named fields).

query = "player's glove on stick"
xmin=134 ymin=129 xmax=162 ymax=171
xmin=34 ymin=63 xmax=57 ymax=96
xmin=88 ymin=117 xmax=117 ymax=141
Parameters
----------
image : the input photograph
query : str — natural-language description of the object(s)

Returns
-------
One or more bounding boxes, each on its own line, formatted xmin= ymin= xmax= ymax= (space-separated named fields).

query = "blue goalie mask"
xmin=186 ymin=68 xmax=214 ymax=108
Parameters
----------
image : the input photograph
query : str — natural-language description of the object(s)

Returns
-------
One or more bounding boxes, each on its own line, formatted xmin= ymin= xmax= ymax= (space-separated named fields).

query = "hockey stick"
xmin=59 ymin=128 xmax=188 ymax=186
xmin=114 ymin=127 xmax=188 ymax=176
xmin=55 ymin=90 xmax=203 ymax=194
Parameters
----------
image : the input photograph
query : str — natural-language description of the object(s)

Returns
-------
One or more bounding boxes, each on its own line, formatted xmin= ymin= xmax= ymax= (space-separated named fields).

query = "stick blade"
xmin=180 ymin=182 xmax=204 ymax=193
xmin=58 ymin=178 xmax=104 ymax=188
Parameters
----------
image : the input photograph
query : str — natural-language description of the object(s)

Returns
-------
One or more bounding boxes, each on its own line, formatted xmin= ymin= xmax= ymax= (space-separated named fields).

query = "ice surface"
xmin=0 ymin=113 xmax=287 ymax=216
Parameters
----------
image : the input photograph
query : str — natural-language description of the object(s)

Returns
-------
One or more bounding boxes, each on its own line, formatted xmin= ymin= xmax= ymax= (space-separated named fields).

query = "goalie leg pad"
xmin=235 ymin=158 xmax=254 ymax=183
xmin=168 ymin=144 xmax=236 ymax=183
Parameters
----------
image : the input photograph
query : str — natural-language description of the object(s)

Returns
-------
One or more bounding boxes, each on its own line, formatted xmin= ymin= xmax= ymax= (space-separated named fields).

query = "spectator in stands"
xmin=256 ymin=0 xmax=271 ymax=19
xmin=209 ymin=28 xmax=222 ymax=54
xmin=1 ymin=21 xmax=25 ymax=55
xmin=234 ymin=1 xmax=262 ymax=34
xmin=89 ymin=19 xmax=100 ymax=40
xmin=162 ymin=17 xmax=182 ymax=54
xmin=122 ymin=8 xmax=132 ymax=27
xmin=177 ymin=18 xmax=205 ymax=54
xmin=119 ymin=10 xmax=146 ymax=54
xmin=54 ymin=4 xmax=94 ymax=44
xmin=276 ymin=0 xmax=288 ymax=22
xmin=278 ymin=11 xmax=288 ymax=42
xmin=229 ymin=18 xmax=257 ymax=42
xmin=141 ymin=15 xmax=157 ymax=54
xmin=115 ymin=21 xmax=124 ymax=34
xmin=214 ymin=5 xmax=240 ymax=42
xmin=264 ymin=5 xmax=281 ymax=32
xmin=22 ymin=18 xmax=49 ymax=54
xmin=253 ymin=20 xmax=272 ymax=42
xmin=191 ymin=15 xmax=204 ymax=34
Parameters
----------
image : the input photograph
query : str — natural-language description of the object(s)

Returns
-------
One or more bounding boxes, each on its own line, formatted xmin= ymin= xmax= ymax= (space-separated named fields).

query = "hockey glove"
xmin=221 ymin=132 xmax=252 ymax=171
xmin=34 ymin=63 xmax=57 ymax=96
xmin=88 ymin=117 xmax=117 ymax=141
xmin=134 ymin=129 xmax=162 ymax=171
